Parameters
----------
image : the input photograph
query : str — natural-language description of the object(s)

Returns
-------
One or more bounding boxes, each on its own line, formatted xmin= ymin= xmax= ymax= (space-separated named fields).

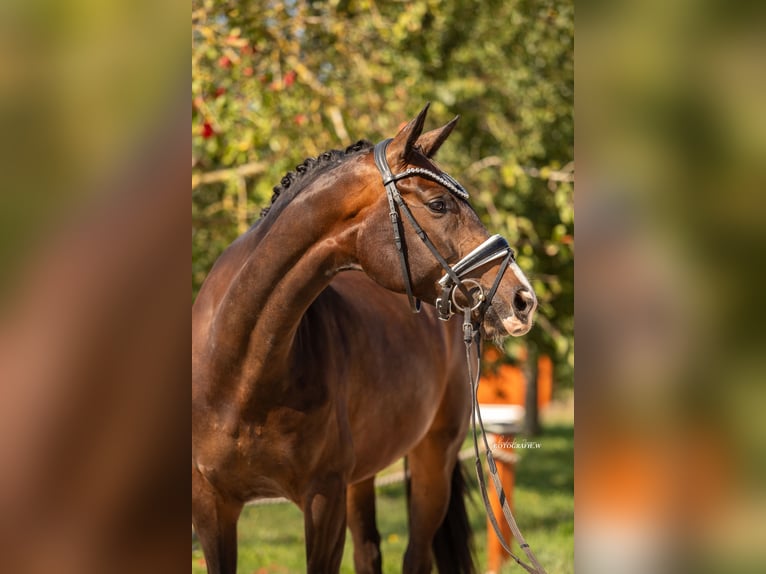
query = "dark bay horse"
xmin=192 ymin=105 xmax=537 ymax=573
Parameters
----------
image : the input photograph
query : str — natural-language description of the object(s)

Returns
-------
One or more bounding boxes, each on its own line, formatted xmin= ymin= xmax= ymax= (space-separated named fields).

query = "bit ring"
xmin=451 ymin=278 xmax=485 ymax=313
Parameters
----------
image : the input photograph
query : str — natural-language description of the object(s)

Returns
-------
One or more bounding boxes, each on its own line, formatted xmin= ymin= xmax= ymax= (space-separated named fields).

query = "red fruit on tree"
xmin=201 ymin=122 xmax=214 ymax=139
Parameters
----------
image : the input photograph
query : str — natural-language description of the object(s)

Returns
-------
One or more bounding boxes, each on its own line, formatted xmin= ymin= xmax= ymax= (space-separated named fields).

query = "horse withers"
xmin=192 ymin=104 xmax=537 ymax=573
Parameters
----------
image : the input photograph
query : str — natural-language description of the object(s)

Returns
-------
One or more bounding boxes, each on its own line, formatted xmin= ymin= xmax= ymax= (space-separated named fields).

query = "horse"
xmin=192 ymin=104 xmax=537 ymax=574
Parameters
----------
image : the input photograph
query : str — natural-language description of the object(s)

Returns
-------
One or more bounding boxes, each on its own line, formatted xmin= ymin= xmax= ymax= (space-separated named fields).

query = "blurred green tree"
xmin=192 ymin=0 xmax=573 ymax=383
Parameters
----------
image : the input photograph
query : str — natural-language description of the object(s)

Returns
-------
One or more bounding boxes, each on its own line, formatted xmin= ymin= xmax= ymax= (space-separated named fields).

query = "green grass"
xmin=192 ymin=417 xmax=573 ymax=574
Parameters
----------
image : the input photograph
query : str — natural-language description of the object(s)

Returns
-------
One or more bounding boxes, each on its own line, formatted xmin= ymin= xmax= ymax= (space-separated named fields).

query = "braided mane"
xmin=259 ymin=139 xmax=373 ymax=219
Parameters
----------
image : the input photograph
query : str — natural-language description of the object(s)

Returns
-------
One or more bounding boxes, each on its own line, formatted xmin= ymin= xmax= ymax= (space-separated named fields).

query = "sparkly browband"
xmin=381 ymin=167 xmax=469 ymax=201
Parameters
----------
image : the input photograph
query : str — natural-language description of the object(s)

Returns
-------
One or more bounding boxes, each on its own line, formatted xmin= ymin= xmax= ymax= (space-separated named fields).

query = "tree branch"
xmin=192 ymin=161 xmax=267 ymax=191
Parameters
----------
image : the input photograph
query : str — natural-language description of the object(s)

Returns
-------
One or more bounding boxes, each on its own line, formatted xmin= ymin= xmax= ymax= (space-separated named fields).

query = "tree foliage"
xmin=192 ymin=0 xmax=573 ymax=379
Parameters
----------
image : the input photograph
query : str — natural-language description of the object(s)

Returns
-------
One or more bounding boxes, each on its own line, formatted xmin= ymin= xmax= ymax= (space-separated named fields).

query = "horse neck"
xmin=199 ymin=161 xmax=369 ymax=382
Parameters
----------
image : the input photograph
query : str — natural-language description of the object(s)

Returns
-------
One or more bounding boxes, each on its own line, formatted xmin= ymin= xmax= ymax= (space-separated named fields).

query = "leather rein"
xmin=373 ymin=139 xmax=547 ymax=574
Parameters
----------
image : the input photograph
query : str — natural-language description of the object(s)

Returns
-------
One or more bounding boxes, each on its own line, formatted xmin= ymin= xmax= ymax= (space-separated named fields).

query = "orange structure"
xmin=477 ymin=346 xmax=553 ymax=407
xmin=478 ymin=347 xmax=553 ymax=574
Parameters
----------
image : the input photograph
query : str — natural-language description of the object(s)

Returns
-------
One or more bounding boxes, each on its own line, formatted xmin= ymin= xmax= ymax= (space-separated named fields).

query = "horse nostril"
xmin=513 ymin=288 xmax=534 ymax=315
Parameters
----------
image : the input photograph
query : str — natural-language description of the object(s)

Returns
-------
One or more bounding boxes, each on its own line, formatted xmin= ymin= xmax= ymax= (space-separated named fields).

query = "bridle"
xmin=373 ymin=138 xmax=514 ymax=326
xmin=373 ymin=138 xmax=547 ymax=574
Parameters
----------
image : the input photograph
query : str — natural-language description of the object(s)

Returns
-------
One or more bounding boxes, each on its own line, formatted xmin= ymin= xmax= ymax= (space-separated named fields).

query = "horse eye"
xmin=427 ymin=199 xmax=447 ymax=213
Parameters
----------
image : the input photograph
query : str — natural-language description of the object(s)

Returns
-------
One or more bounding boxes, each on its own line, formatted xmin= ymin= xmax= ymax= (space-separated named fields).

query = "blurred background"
xmin=578 ymin=1 xmax=766 ymax=573
xmin=0 ymin=1 xmax=187 ymax=573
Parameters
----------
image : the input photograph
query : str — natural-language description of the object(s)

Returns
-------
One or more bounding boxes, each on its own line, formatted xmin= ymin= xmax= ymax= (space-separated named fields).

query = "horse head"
xmin=355 ymin=104 xmax=537 ymax=338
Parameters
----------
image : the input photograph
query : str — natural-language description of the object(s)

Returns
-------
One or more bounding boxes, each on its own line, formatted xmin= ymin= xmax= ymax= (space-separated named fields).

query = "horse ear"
xmin=388 ymin=103 xmax=430 ymax=164
xmin=416 ymin=115 xmax=460 ymax=158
